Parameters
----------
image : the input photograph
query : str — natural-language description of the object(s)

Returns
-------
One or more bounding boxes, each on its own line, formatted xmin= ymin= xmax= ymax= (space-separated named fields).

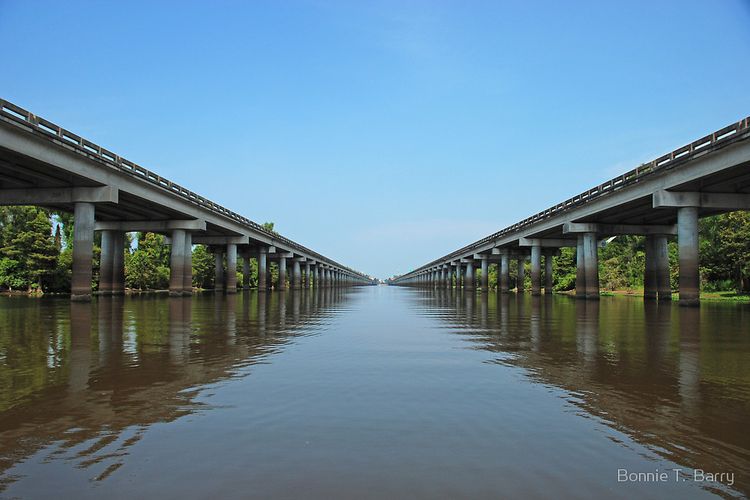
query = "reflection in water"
xmin=423 ymin=289 xmax=749 ymax=497
xmin=0 ymin=289 xmax=350 ymax=493
xmin=0 ymin=288 xmax=749 ymax=498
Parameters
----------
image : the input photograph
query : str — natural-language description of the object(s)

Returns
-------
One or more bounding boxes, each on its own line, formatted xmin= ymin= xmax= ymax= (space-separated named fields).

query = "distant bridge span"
xmin=392 ymin=116 xmax=750 ymax=306
xmin=0 ymin=98 xmax=374 ymax=299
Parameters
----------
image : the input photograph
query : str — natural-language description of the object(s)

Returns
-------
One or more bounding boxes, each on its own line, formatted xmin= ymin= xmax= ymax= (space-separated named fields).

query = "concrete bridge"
xmin=0 ymin=99 xmax=374 ymax=300
xmin=392 ymin=116 xmax=750 ymax=306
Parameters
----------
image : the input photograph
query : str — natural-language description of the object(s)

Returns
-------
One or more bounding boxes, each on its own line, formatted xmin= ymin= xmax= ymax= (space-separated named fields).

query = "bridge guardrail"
xmin=0 ymin=98 xmax=367 ymax=278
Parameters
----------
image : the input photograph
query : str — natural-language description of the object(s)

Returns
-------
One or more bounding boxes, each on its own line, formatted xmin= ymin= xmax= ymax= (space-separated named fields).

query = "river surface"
xmin=0 ymin=287 xmax=748 ymax=499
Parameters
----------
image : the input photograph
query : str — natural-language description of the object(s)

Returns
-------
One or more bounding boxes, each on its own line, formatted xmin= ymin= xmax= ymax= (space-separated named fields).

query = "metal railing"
xmin=0 ymin=98 xmax=367 ymax=278
xmin=399 ymin=115 xmax=750 ymax=279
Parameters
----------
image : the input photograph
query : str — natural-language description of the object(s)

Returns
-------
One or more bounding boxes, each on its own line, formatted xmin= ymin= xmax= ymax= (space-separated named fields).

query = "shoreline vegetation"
xmin=2 ymin=287 xmax=748 ymax=302
xmin=2 ymin=206 xmax=750 ymax=300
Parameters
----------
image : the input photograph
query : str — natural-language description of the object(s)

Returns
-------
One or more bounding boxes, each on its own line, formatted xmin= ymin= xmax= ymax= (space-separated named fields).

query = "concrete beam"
xmin=189 ymin=235 xmax=249 ymax=245
xmin=562 ymin=222 xmax=677 ymax=236
xmin=653 ymin=190 xmax=750 ymax=209
xmin=0 ymin=186 xmax=118 ymax=205
xmin=518 ymin=237 xmax=578 ymax=247
xmin=95 ymin=219 xmax=206 ymax=232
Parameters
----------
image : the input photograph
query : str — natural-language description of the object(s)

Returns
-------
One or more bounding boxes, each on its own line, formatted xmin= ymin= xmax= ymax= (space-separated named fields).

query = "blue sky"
xmin=1 ymin=1 xmax=749 ymax=279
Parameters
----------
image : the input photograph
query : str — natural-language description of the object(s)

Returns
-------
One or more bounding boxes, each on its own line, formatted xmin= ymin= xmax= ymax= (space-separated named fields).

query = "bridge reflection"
xmin=0 ymin=289 xmax=351 ymax=488
xmin=412 ymin=289 xmax=750 ymax=496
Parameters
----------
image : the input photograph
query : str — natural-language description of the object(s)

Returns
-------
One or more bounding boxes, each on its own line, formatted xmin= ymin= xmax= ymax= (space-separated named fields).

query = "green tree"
xmin=192 ymin=244 xmax=215 ymax=288
xmin=125 ymin=232 xmax=170 ymax=290
xmin=0 ymin=207 xmax=58 ymax=292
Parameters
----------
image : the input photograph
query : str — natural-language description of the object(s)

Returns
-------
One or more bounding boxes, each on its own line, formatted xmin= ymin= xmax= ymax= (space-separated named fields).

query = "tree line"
xmin=1 ymin=206 xmax=749 ymax=295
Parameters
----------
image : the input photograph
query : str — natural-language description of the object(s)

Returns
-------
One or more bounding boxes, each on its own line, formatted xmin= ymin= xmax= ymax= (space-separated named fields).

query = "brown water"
xmin=0 ymin=287 xmax=748 ymax=499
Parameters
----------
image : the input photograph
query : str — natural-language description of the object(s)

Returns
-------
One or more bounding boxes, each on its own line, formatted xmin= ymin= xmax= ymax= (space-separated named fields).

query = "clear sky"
xmin=1 ymin=1 xmax=749 ymax=279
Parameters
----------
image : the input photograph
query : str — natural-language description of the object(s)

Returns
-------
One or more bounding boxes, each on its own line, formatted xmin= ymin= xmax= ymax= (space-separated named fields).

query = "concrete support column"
xmin=480 ymin=258 xmax=489 ymax=293
xmin=71 ymin=202 xmax=95 ymax=301
xmin=169 ymin=229 xmax=187 ymax=296
xmin=305 ymin=263 xmax=311 ymax=288
xmin=214 ymin=250 xmax=224 ymax=292
xmin=465 ymin=262 xmax=475 ymax=291
xmin=278 ymin=257 xmax=287 ymax=290
xmin=576 ymin=235 xmax=586 ymax=299
xmin=530 ymin=244 xmax=542 ymax=296
xmin=678 ymin=206 xmax=700 ymax=306
xmin=314 ymin=266 xmax=320 ymax=287
xmin=455 ymin=264 xmax=463 ymax=289
xmin=183 ymin=232 xmax=192 ymax=295
xmin=99 ymin=230 xmax=115 ymax=295
xmin=583 ymin=232 xmax=599 ymax=300
xmin=292 ymin=260 xmax=302 ymax=289
xmin=226 ymin=243 xmax=237 ymax=294
xmin=544 ymin=251 xmax=554 ymax=294
xmin=516 ymin=257 xmax=525 ymax=293
xmin=243 ymin=253 xmax=251 ymax=289
xmin=258 ymin=250 xmax=268 ymax=291
xmin=655 ymin=235 xmax=671 ymax=301
xmin=112 ymin=231 xmax=125 ymax=295
xmin=644 ymin=235 xmax=657 ymax=300
xmin=500 ymin=253 xmax=509 ymax=293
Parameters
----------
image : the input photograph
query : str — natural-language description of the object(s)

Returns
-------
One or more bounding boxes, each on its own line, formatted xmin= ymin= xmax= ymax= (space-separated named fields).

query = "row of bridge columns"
xmin=404 ymin=251 xmax=555 ymax=295
xmin=209 ymin=246 xmax=358 ymax=294
xmin=397 ymin=192 xmax=712 ymax=305
xmin=66 ymin=198 xmax=368 ymax=301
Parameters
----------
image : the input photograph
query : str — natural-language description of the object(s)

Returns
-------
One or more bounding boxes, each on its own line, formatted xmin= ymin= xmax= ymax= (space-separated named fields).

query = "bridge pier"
xmin=455 ymin=263 xmax=462 ymax=289
xmin=71 ymin=202 xmax=95 ymax=301
xmin=258 ymin=248 xmax=268 ymax=291
xmin=96 ymin=230 xmax=124 ymax=296
xmin=582 ymin=232 xmax=599 ymax=300
xmin=678 ymin=207 xmax=700 ymax=307
xmin=183 ymin=232 xmax=192 ymax=295
xmin=305 ymin=262 xmax=311 ymax=288
xmin=499 ymin=251 xmax=509 ymax=293
xmin=576 ymin=235 xmax=586 ymax=299
xmin=292 ymin=259 xmax=302 ymax=289
xmin=643 ymin=234 xmax=672 ymax=301
xmin=644 ymin=235 xmax=657 ymax=300
xmin=99 ymin=230 xmax=115 ymax=295
xmin=226 ymin=243 xmax=237 ymax=293
xmin=169 ymin=229 xmax=187 ymax=296
xmin=465 ymin=261 xmax=475 ymax=291
xmin=278 ymin=256 xmax=287 ymax=290
xmin=530 ymin=243 xmax=542 ymax=296
xmin=112 ymin=232 xmax=125 ymax=295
